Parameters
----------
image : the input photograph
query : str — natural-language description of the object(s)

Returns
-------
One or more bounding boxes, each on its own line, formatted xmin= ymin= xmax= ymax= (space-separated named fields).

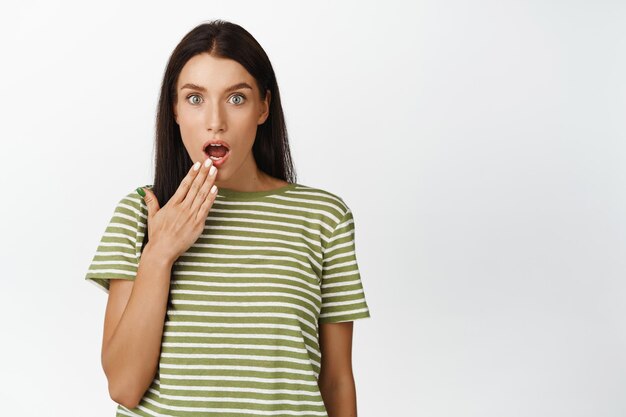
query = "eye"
xmin=228 ymin=93 xmax=246 ymax=105
xmin=186 ymin=94 xmax=203 ymax=105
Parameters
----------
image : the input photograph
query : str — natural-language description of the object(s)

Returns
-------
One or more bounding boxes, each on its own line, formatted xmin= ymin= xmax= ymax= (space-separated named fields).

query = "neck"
xmin=214 ymin=153 xmax=276 ymax=192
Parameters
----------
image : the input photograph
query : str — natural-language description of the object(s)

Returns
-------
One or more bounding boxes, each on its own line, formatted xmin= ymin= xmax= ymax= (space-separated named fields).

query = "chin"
xmin=214 ymin=167 xmax=229 ymax=182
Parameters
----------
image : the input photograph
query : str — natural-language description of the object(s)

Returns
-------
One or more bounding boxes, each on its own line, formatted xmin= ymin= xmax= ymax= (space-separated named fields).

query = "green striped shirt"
xmin=85 ymin=182 xmax=371 ymax=416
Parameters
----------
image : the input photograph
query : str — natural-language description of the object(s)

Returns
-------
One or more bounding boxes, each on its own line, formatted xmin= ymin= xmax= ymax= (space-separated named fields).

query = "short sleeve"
xmin=84 ymin=190 xmax=146 ymax=294
xmin=318 ymin=206 xmax=371 ymax=324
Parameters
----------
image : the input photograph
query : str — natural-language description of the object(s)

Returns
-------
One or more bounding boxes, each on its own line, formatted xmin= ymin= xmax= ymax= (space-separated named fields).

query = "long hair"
xmin=141 ymin=19 xmax=296 ymax=255
xmin=140 ymin=20 xmax=297 ymax=310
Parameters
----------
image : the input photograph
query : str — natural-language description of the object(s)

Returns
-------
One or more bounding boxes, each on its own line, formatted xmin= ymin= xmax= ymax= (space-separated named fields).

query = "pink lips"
xmin=205 ymin=149 xmax=230 ymax=169
xmin=202 ymin=138 xmax=231 ymax=151
xmin=202 ymin=138 xmax=231 ymax=169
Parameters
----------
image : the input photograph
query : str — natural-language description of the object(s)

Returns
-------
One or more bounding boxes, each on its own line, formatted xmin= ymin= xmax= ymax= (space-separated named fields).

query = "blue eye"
xmin=229 ymin=94 xmax=246 ymax=105
xmin=187 ymin=94 xmax=203 ymax=105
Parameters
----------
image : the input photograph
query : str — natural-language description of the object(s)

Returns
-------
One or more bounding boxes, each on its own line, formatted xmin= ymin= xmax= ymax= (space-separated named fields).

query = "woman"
xmin=85 ymin=19 xmax=371 ymax=417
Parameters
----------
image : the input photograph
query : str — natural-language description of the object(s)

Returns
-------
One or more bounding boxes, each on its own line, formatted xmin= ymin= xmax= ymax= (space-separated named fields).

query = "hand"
xmin=139 ymin=158 xmax=218 ymax=263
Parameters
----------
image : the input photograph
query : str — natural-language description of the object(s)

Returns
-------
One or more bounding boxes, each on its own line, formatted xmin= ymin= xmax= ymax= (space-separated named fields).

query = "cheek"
xmin=231 ymin=110 xmax=261 ymax=136
xmin=178 ymin=113 xmax=205 ymax=140
xmin=178 ymin=110 xmax=203 ymax=127
xmin=176 ymin=114 xmax=204 ymax=157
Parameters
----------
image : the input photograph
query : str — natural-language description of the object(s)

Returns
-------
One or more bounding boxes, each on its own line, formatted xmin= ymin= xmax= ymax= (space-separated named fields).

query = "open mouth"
xmin=203 ymin=143 xmax=230 ymax=161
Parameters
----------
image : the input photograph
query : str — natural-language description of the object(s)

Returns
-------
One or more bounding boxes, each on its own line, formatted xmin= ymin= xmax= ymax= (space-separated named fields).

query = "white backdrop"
xmin=1 ymin=0 xmax=625 ymax=416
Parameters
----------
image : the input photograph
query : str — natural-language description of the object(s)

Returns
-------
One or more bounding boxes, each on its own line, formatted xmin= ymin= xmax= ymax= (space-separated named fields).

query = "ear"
xmin=258 ymin=90 xmax=271 ymax=125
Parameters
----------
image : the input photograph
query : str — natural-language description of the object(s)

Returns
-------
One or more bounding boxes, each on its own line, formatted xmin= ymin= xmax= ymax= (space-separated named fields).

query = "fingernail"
xmin=210 ymin=185 xmax=218 ymax=194
xmin=209 ymin=165 xmax=216 ymax=176
xmin=193 ymin=161 xmax=201 ymax=171
xmin=204 ymin=158 xmax=213 ymax=168
xmin=136 ymin=187 xmax=146 ymax=197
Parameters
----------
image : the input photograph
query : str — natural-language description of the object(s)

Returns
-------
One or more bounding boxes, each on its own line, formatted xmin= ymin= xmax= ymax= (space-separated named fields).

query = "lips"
xmin=202 ymin=139 xmax=231 ymax=169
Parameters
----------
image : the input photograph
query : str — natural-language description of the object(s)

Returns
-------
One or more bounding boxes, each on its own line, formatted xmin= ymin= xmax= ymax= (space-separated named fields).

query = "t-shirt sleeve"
xmin=318 ymin=205 xmax=372 ymax=324
xmin=84 ymin=190 xmax=146 ymax=294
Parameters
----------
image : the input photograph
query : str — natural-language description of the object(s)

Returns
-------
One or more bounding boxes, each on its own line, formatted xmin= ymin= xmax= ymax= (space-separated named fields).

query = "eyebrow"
xmin=180 ymin=82 xmax=253 ymax=93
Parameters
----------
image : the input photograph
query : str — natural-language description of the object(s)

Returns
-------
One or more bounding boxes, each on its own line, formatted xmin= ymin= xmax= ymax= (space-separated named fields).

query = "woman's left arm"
xmin=318 ymin=321 xmax=359 ymax=417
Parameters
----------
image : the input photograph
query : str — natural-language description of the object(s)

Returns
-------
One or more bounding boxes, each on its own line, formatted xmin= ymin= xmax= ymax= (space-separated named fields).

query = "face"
xmin=173 ymin=52 xmax=270 ymax=187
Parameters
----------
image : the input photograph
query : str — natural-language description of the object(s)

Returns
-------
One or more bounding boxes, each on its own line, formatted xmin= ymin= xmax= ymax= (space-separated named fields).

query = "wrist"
xmin=141 ymin=241 xmax=177 ymax=268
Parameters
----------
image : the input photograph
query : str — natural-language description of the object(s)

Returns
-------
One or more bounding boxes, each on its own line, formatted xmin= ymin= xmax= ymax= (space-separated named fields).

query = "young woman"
xmin=85 ymin=19 xmax=371 ymax=417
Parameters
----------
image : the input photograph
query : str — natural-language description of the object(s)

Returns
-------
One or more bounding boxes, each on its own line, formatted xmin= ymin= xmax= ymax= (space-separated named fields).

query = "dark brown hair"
xmin=140 ymin=20 xmax=297 ymax=309
xmin=141 ymin=19 xmax=296 ymax=255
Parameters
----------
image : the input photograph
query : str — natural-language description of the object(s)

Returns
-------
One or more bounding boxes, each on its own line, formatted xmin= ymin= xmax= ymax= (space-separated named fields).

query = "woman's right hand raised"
xmin=138 ymin=158 xmax=219 ymax=264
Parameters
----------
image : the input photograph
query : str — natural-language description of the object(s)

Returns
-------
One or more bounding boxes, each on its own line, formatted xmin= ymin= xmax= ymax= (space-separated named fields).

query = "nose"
xmin=206 ymin=101 xmax=226 ymax=133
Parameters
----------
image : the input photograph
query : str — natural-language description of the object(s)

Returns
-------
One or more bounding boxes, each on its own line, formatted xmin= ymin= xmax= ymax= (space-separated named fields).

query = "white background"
xmin=0 ymin=0 xmax=625 ymax=416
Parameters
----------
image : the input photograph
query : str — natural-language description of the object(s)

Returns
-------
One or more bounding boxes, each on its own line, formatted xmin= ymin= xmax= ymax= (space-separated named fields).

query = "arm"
xmin=102 ymin=243 xmax=175 ymax=408
xmin=318 ymin=321 xmax=359 ymax=417
xmin=98 ymin=162 xmax=219 ymax=408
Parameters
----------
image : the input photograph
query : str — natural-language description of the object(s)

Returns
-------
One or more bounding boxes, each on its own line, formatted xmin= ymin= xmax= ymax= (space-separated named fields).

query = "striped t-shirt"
xmin=85 ymin=182 xmax=371 ymax=417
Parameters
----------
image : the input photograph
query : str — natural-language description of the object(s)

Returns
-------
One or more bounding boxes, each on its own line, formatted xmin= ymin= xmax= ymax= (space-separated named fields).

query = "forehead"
xmin=176 ymin=53 xmax=257 ymax=91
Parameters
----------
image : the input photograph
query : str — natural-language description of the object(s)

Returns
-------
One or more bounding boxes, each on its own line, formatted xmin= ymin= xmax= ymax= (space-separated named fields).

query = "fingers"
xmin=140 ymin=188 xmax=160 ymax=219
xmin=170 ymin=160 xmax=204 ymax=205
xmin=197 ymin=181 xmax=219 ymax=223
xmin=190 ymin=161 xmax=218 ymax=215
xmin=183 ymin=157 xmax=215 ymax=209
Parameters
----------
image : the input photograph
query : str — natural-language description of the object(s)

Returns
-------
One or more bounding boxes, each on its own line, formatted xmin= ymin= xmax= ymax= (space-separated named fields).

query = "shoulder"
xmin=289 ymin=183 xmax=352 ymax=223
xmin=111 ymin=186 xmax=150 ymax=225
xmin=116 ymin=187 xmax=146 ymax=209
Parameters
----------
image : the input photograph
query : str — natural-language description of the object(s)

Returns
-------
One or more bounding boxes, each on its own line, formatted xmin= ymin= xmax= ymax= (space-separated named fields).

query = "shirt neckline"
xmin=216 ymin=182 xmax=298 ymax=200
